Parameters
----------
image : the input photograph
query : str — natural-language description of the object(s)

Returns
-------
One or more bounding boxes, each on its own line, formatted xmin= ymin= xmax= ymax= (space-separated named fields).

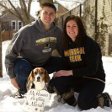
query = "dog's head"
xmin=27 ymin=67 xmax=50 ymax=91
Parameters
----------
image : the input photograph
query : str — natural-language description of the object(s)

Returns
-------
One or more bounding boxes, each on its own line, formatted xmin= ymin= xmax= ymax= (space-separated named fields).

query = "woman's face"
xmin=66 ymin=20 xmax=78 ymax=41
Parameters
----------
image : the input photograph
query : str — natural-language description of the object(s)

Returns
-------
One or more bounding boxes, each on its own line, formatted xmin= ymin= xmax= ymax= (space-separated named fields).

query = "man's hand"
xmin=10 ymin=77 xmax=19 ymax=89
xmin=54 ymin=70 xmax=73 ymax=77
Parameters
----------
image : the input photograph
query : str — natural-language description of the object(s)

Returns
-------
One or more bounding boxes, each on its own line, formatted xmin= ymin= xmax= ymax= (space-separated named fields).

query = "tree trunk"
xmin=39 ymin=0 xmax=53 ymax=6
xmin=0 ymin=31 xmax=2 ymax=77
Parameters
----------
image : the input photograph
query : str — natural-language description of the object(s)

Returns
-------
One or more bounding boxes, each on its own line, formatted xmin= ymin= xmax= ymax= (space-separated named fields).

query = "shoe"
xmin=97 ymin=92 xmax=112 ymax=108
xmin=61 ymin=89 xmax=77 ymax=106
xmin=10 ymin=89 xmax=25 ymax=99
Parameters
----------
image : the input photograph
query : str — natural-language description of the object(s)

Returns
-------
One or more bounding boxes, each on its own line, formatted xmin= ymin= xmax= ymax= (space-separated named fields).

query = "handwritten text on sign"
xmin=25 ymin=89 xmax=50 ymax=112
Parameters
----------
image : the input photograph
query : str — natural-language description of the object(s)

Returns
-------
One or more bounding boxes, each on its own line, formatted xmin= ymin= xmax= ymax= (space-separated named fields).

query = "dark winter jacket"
xmin=62 ymin=36 xmax=105 ymax=82
xmin=5 ymin=18 xmax=63 ymax=78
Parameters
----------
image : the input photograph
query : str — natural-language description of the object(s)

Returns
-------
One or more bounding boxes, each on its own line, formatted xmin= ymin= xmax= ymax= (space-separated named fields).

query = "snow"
xmin=0 ymin=40 xmax=112 ymax=112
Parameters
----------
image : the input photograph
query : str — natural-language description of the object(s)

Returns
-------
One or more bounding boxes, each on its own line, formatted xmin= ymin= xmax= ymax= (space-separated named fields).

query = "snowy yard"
xmin=0 ymin=40 xmax=112 ymax=112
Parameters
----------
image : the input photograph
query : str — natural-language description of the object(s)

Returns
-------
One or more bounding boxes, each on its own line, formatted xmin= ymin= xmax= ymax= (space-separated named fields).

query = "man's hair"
xmin=41 ymin=3 xmax=56 ymax=12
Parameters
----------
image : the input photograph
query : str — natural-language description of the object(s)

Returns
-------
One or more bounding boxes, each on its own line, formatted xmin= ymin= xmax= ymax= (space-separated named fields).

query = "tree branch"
xmin=7 ymin=0 xmax=23 ymax=21
xmin=28 ymin=0 xmax=33 ymax=14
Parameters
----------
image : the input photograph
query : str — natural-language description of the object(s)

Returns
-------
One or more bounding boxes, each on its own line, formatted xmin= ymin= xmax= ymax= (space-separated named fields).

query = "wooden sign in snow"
xmin=24 ymin=89 xmax=50 ymax=112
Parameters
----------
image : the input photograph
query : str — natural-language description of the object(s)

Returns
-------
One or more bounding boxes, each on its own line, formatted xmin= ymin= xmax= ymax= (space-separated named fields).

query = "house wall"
xmin=0 ymin=13 xmax=23 ymax=41
xmin=82 ymin=0 xmax=112 ymax=55
xmin=83 ymin=0 xmax=112 ymax=55
xmin=97 ymin=0 xmax=112 ymax=55
xmin=83 ymin=0 xmax=95 ymax=38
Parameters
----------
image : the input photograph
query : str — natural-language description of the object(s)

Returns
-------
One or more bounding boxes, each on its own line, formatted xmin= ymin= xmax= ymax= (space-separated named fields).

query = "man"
xmin=5 ymin=3 xmax=63 ymax=97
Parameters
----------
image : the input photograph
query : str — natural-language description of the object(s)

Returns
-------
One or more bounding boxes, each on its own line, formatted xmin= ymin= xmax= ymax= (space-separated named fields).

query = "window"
xmin=18 ymin=21 xmax=23 ymax=30
xmin=11 ymin=20 xmax=16 ymax=30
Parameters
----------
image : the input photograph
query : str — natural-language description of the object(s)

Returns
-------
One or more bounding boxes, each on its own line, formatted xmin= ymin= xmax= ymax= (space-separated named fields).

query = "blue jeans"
xmin=14 ymin=59 xmax=33 ymax=93
xmin=14 ymin=57 xmax=63 ymax=93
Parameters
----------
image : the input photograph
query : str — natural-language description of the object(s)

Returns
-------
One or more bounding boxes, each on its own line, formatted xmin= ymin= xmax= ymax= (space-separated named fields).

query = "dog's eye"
xmin=40 ymin=72 xmax=44 ymax=74
xmin=40 ymin=71 xmax=44 ymax=75
xmin=34 ymin=71 xmax=38 ymax=74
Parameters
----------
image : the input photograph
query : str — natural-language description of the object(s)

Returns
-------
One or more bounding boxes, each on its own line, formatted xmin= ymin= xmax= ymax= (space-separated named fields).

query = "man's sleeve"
xmin=5 ymin=32 xmax=24 ymax=78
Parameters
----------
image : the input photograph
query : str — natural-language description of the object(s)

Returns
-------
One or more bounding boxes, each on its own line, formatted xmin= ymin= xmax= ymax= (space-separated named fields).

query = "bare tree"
xmin=0 ymin=8 xmax=2 ymax=76
xmin=0 ymin=0 xmax=34 ymax=25
xmin=0 ymin=30 xmax=2 ymax=77
xmin=39 ymin=0 xmax=53 ymax=6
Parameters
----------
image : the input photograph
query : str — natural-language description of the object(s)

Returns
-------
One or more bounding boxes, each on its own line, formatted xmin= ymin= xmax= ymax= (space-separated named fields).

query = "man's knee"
xmin=14 ymin=58 xmax=32 ymax=75
xmin=14 ymin=58 xmax=31 ymax=68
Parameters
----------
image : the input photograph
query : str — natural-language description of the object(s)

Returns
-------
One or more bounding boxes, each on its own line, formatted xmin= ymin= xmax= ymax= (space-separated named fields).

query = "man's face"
xmin=40 ymin=6 xmax=56 ymax=26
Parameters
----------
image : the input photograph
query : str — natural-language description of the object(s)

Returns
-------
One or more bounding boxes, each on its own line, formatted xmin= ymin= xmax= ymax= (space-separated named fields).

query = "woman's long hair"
xmin=63 ymin=15 xmax=87 ymax=50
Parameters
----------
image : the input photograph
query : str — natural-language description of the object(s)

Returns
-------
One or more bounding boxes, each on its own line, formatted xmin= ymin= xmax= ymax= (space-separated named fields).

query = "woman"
xmin=48 ymin=15 xmax=111 ymax=110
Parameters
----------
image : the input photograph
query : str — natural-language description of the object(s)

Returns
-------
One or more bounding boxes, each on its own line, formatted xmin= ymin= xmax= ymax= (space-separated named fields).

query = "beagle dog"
xmin=27 ymin=67 xmax=50 ymax=91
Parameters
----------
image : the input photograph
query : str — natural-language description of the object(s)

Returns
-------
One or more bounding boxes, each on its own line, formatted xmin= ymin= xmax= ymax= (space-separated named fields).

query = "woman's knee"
xmin=77 ymin=96 xmax=97 ymax=110
xmin=77 ymin=99 xmax=87 ymax=110
xmin=49 ymin=77 xmax=71 ymax=94
xmin=77 ymin=96 xmax=92 ymax=110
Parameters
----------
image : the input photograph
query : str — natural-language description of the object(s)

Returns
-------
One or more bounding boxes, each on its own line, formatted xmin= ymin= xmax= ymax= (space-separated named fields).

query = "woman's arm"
xmin=54 ymin=70 xmax=73 ymax=77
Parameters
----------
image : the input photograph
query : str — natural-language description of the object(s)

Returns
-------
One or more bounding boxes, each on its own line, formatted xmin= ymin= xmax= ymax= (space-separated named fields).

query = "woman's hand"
xmin=54 ymin=70 xmax=73 ymax=77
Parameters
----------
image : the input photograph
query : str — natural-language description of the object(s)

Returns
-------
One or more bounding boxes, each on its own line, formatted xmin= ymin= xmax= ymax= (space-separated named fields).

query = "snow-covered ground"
xmin=0 ymin=40 xmax=112 ymax=112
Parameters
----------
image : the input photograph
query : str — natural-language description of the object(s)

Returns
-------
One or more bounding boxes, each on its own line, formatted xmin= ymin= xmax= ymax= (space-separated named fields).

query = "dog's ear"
xmin=27 ymin=70 xmax=35 ymax=91
xmin=44 ymin=70 xmax=50 ymax=83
